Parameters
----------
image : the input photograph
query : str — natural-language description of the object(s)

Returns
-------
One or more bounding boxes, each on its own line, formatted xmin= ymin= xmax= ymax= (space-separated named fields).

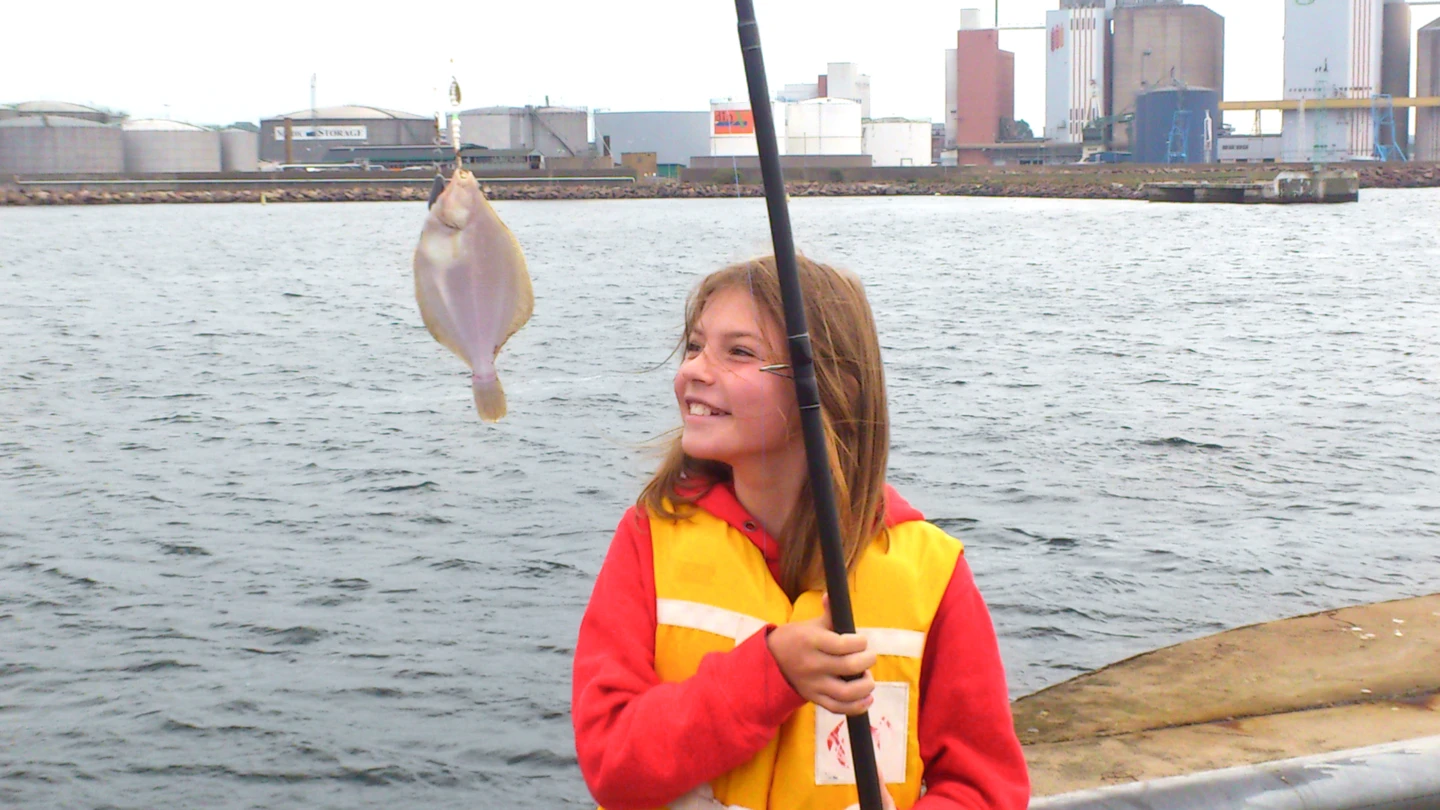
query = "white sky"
xmin=5 ymin=1 xmax=1438 ymax=135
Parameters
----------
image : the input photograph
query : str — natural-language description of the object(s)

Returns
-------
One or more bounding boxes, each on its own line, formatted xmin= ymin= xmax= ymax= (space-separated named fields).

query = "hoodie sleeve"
xmin=571 ymin=507 xmax=806 ymax=810
xmin=913 ymin=555 xmax=1031 ymax=809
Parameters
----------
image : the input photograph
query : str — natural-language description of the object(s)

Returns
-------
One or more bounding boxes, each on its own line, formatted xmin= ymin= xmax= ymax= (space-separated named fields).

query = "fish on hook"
xmin=413 ymin=170 xmax=533 ymax=421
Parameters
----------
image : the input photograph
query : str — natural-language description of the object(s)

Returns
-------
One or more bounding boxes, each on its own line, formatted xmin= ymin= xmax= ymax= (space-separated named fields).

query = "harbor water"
xmin=2 ymin=192 xmax=1438 ymax=808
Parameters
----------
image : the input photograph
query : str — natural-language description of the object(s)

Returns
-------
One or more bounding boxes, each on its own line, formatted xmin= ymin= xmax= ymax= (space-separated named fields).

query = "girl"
xmin=572 ymin=257 xmax=1029 ymax=810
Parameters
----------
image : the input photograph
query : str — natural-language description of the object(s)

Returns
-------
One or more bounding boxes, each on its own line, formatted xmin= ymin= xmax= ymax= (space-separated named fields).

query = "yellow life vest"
xmin=646 ymin=506 xmax=962 ymax=810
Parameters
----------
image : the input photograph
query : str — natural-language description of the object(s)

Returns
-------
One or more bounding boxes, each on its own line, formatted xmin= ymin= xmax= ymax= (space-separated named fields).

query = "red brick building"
xmin=953 ymin=29 xmax=1016 ymax=165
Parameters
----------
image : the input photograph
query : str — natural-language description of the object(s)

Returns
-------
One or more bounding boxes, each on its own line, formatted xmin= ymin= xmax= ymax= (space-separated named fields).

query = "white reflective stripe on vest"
xmin=657 ymin=599 xmax=926 ymax=658
xmin=857 ymin=627 xmax=926 ymax=659
xmin=657 ymin=598 xmax=768 ymax=643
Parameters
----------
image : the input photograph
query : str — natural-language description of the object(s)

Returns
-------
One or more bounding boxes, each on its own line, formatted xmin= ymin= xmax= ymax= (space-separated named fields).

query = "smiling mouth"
xmin=688 ymin=402 xmax=730 ymax=417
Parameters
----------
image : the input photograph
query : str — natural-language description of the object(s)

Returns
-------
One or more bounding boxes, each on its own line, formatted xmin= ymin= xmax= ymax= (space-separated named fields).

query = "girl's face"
xmin=674 ymin=287 xmax=801 ymax=471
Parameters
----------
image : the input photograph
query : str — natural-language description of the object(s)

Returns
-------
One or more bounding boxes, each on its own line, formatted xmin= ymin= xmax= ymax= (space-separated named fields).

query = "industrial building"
xmin=593 ymin=111 xmax=709 ymax=172
xmin=122 ymin=119 xmax=222 ymax=173
xmin=709 ymin=99 xmax=786 ymax=157
xmin=779 ymin=63 xmax=872 ymax=119
xmin=258 ymin=105 xmax=436 ymax=164
xmin=459 ymin=106 xmax=589 ymax=159
xmin=0 ymin=115 xmax=124 ymax=175
xmin=1280 ymin=0 xmax=1408 ymax=162
xmin=1045 ymin=0 xmax=1112 ymax=144
xmin=1110 ymin=2 xmax=1224 ymax=150
xmin=948 ymin=14 xmax=1017 ymax=165
xmin=1420 ymin=17 xmax=1440 ymax=162
xmin=707 ymin=97 xmax=871 ymax=159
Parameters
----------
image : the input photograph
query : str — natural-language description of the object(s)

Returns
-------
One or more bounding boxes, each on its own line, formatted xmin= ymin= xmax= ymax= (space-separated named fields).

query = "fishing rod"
xmin=731 ymin=2 xmax=884 ymax=808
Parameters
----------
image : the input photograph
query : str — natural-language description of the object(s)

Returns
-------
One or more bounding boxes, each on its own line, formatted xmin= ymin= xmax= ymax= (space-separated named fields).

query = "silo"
xmin=1133 ymin=87 xmax=1221 ymax=164
xmin=0 ymin=115 xmax=124 ymax=175
xmin=786 ymin=98 xmax=862 ymax=155
xmin=220 ymin=128 xmax=259 ymax=171
xmin=123 ymin=119 xmax=222 ymax=173
xmin=1420 ymin=17 xmax=1440 ymax=163
xmin=1381 ymin=0 xmax=1412 ymax=156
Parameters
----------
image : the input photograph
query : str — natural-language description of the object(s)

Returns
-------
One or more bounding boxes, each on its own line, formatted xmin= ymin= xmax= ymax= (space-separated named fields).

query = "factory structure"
xmin=947 ymin=0 xmax=1439 ymax=165
xmin=6 ymin=2 xmax=1440 ymax=177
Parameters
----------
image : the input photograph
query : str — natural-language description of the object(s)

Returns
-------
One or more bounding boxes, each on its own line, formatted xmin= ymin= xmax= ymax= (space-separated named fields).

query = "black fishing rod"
xmin=732 ymin=2 xmax=884 ymax=808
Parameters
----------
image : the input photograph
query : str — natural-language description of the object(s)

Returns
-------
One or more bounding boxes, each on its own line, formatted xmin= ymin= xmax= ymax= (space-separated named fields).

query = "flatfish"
xmin=413 ymin=170 xmax=533 ymax=421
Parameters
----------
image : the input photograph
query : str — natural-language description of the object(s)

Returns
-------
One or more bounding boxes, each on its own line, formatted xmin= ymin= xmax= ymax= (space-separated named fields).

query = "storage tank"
xmin=0 ymin=115 xmax=124 ymax=175
xmin=1133 ymin=87 xmax=1221 ymax=164
xmin=863 ymin=118 xmax=933 ymax=167
xmin=220 ymin=128 xmax=259 ymax=171
xmin=0 ymin=104 xmax=16 ymax=122
xmin=1419 ymin=16 xmax=1440 ymax=162
xmin=123 ymin=119 xmax=221 ymax=173
xmin=11 ymin=100 xmax=115 ymax=124
xmin=785 ymin=98 xmax=862 ymax=155
xmin=458 ymin=105 xmax=588 ymax=157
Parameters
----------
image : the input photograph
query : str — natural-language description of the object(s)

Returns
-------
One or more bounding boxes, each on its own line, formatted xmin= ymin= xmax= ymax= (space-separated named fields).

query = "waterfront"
xmin=2 ymin=192 xmax=1438 ymax=808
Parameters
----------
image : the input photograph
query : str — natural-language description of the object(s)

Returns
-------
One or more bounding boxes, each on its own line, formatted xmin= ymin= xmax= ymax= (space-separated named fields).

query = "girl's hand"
xmin=766 ymin=594 xmax=877 ymax=715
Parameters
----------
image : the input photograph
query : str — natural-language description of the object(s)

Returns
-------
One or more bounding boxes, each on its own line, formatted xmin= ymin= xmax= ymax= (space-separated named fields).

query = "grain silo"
xmin=0 ymin=115 xmax=124 ymax=175
xmin=123 ymin=119 xmax=222 ymax=173
xmin=220 ymin=128 xmax=259 ymax=171
xmin=258 ymin=105 xmax=437 ymax=164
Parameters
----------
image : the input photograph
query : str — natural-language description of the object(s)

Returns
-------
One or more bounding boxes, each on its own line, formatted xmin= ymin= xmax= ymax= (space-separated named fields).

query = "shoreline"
xmin=4 ymin=164 xmax=1438 ymax=206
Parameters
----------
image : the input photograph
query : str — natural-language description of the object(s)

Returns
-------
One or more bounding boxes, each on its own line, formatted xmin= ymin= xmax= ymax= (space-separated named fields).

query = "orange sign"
xmin=713 ymin=109 xmax=755 ymax=135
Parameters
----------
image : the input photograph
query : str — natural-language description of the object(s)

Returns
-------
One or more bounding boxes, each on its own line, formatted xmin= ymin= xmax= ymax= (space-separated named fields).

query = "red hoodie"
xmin=572 ymin=484 xmax=1030 ymax=809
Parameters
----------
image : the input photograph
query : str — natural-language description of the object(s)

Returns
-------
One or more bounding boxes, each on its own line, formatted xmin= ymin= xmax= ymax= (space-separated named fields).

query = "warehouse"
xmin=593 ymin=111 xmax=709 ymax=174
xmin=0 ymin=115 xmax=124 ymax=175
xmin=258 ymin=105 xmax=437 ymax=164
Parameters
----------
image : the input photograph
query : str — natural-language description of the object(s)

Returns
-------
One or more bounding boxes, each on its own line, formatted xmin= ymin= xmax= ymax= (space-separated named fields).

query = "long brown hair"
xmin=639 ymin=256 xmax=890 ymax=600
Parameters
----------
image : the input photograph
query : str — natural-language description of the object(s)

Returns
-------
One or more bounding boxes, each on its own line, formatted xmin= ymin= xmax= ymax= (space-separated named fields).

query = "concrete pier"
xmin=1145 ymin=168 xmax=1361 ymax=204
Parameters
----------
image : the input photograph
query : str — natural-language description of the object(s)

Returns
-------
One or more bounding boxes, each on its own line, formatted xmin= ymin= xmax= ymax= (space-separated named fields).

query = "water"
xmin=2 ymin=192 xmax=1438 ymax=808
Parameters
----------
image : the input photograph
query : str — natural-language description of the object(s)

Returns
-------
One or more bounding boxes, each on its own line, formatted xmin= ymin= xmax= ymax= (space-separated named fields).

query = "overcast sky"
xmin=6 ymin=1 xmax=1438 ymax=135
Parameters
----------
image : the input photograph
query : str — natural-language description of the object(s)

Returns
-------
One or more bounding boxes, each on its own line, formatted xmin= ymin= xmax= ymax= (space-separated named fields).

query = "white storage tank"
xmin=459 ymin=105 xmax=588 ymax=157
xmin=863 ymin=118 xmax=933 ymax=166
xmin=785 ymin=98 xmax=862 ymax=155
xmin=0 ymin=115 xmax=124 ymax=175
xmin=220 ymin=128 xmax=259 ymax=172
xmin=123 ymin=119 xmax=221 ymax=173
